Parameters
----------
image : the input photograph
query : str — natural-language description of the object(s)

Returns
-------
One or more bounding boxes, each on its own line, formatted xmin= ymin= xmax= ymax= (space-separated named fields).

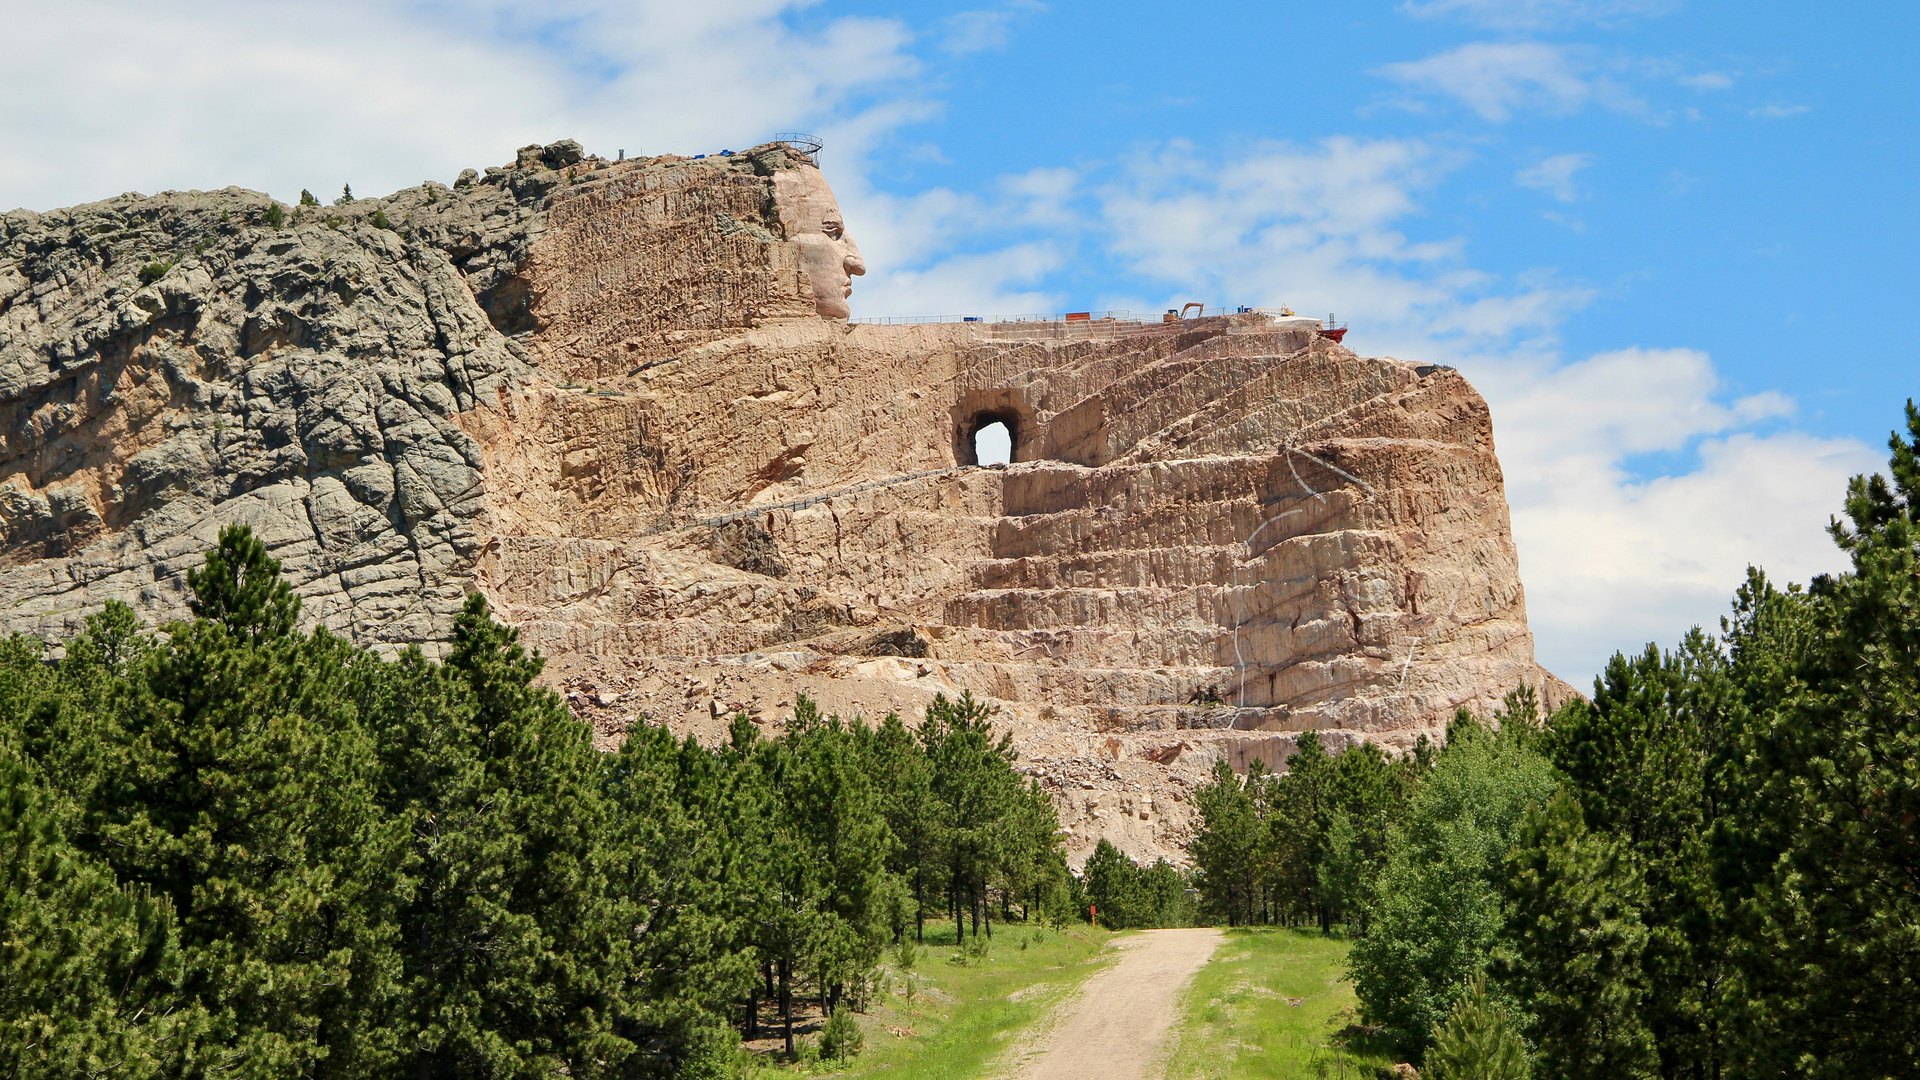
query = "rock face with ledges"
xmin=0 ymin=140 xmax=1569 ymax=863
xmin=0 ymin=178 xmax=543 ymax=648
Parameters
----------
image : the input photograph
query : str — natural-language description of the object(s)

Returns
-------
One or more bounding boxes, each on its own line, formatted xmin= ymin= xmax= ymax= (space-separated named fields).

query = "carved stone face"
xmin=773 ymin=166 xmax=866 ymax=319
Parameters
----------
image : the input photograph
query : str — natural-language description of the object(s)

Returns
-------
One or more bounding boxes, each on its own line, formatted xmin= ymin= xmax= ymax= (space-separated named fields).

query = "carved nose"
xmin=843 ymin=239 xmax=866 ymax=277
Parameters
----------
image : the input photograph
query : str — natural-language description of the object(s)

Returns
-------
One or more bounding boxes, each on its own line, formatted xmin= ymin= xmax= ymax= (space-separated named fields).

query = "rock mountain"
xmin=0 ymin=139 xmax=1570 ymax=863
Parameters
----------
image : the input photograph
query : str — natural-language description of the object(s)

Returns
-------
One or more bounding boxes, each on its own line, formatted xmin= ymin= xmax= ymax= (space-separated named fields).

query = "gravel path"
xmin=1004 ymin=927 xmax=1223 ymax=1080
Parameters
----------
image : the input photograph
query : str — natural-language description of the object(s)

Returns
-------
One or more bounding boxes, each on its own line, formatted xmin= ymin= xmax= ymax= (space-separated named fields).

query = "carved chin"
xmin=814 ymin=292 xmax=851 ymax=319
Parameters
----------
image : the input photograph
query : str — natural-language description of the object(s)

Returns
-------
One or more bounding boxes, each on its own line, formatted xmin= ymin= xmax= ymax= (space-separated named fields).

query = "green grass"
xmin=1166 ymin=928 xmax=1396 ymax=1080
xmin=745 ymin=923 xmax=1120 ymax=1079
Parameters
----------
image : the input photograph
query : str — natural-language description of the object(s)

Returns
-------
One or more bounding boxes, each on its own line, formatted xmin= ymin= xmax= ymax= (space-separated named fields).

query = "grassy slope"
xmin=1165 ymin=928 xmax=1395 ymax=1080
xmin=747 ymin=923 xmax=1120 ymax=1079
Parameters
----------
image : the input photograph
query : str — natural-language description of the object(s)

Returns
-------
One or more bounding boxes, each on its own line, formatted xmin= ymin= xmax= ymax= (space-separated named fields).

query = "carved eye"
xmin=822 ymin=219 xmax=843 ymax=239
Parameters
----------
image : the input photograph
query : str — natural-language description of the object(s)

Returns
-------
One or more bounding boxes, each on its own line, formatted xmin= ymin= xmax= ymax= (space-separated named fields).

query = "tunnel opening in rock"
xmin=975 ymin=421 xmax=1012 ymax=466
xmin=963 ymin=411 xmax=1018 ymax=466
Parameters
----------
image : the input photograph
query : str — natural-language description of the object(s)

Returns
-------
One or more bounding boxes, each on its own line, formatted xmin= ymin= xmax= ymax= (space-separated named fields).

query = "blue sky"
xmin=4 ymin=0 xmax=1914 ymax=685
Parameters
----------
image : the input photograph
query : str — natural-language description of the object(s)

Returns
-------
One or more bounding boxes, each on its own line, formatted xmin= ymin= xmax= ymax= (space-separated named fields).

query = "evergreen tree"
xmin=1318 ymin=739 xmax=1403 ymax=928
xmin=1538 ymin=639 xmax=1732 ymax=1077
xmin=1083 ymin=838 xmax=1145 ymax=928
xmin=1316 ymin=810 xmax=1370 ymax=931
xmin=1427 ymin=975 xmax=1531 ymax=1080
xmin=1000 ymin=782 xmax=1071 ymax=925
xmin=80 ymin=526 xmax=403 ymax=1076
xmin=378 ymin=593 xmax=629 ymax=1078
xmin=922 ymin=692 xmax=1023 ymax=941
xmin=784 ymin=711 xmax=893 ymax=1017
xmin=603 ymin=722 xmax=753 ymax=1077
xmin=1711 ymin=402 xmax=1920 ymax=1077
xmin=863 ymin=711 xmax=944 ymax=941
xmin=1500 ymin=790 xmax=1654 ymax=1079
xmin=1138 ymin=858 xmax=1194 ymax=928
xmin=0 ymin=527 xmax=1090 ymax=1075
xmin=1190 ymin=759 xmax=1264 ymax=926
xmin=1188 ymin=731 xmax=1421 ymax=931
xmin=185 ymin=524 xmax=301 ymax=643
xmin=1265 ymin=737 xmax=1329 ymax=923
xmin=0 ymin=745 xmax=191 ymax=1078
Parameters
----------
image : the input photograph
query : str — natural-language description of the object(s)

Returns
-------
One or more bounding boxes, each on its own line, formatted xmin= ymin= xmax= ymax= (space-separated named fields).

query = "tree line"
xmin=1080 ymin=837 xmax=1195 ymax=929
xmin=1188 ymin=403 xmax=1920 ymax=1079
xmin=1188 ymin=727 xmax=1433 ymax=932
xmin=0 ymin=526 xmax=1071 ymax=1078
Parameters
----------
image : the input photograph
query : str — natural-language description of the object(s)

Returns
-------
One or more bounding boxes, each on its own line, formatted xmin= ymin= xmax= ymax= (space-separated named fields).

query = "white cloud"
xmin=1400 ymin=0 xmax=1677 ymax=30
xmin=1464 ymin=347 xmax=1876 ymax=684
xmin=937 ymin=5 xmax=1043 ymax=55
xmin=826 ymin=142 xmax=1083 ymax=317
xmin=854 ymin=237 xmax=1067 ymax=317
xmin=1679 ymin=72 xmax=1735 ymax=90
xmin=0 ymin=0 xmax=918 ymax=212
xmin=1091 ymin=138 xmax=1587 ymax=341
xmin=1516 ymin=152 xmax=1594 ymax=201
xmin=1750 ymin=103 xmax=1811 ymax=119
xmin=1378 ymin=42 xmax=1640 ymax=122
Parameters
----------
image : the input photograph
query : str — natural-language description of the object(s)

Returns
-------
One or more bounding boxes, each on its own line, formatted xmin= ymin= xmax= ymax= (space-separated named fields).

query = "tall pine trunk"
xmin=780 ymin=957 xmax=795 ymax=1056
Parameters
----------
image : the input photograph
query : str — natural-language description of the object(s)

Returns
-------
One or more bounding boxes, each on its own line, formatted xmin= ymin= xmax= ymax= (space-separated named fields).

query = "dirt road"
xmin=1005 ymin=927 xmax=1223 ymax=1080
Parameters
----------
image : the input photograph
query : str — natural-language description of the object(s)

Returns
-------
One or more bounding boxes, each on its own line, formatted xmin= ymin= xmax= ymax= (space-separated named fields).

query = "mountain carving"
xmin=0 ymin=140 xmax=1570 ymax=862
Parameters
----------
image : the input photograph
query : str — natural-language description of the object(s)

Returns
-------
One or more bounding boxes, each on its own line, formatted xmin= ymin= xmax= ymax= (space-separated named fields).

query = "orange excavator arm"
xmin=1180 ymin=302 xmax=1205 ymax=319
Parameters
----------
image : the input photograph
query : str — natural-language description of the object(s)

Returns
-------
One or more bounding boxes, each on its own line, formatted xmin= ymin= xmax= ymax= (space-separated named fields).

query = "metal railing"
xmin=771 ymin=132 xmax=823 ymax=155
xmin=851 ymin=307 xmax=1240 ymax=327
xmin=850 ymin=314 xmax=989 ymax=325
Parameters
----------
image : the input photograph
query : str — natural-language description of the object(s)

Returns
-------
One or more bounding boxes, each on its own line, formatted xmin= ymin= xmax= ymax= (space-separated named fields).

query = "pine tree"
xmin=864 ymin=711 xmax=944 ymax=941
xmin=922 ymin=692 xmax=1022 ymax=941
xmin=603 ymin=721 xmax=753 ymax=1078
xmin=1137 ymin=858 xmax=1193 ymax=927
xmin=76 ymin=526 xmax=405 ymax=1076
xmin=1083 ymin=838 xmax=1144 ymax=928
xmin=376 ymin=593 xmax=629 ymax=1078
xmin=184 ymin=524 xmax=300 ymax=643
xmin=1319 ymin=739 xmax=1402 ymax=928
xmin=1426 ymin=975 xmax=1531 ymax=1080
xmin=0 ymin=525 xmax=1088 ymax=1076
xmin=1500 ymin=790 xmax=1654 ymax=1079
xmin=0 ymin=746 xmax=191 ymax=1078
xmin=1711 ymin=402 xmax=1920 ymax=1077
xmin=1190 ymin=758 xmax=1263 ymax=926
xmin=785 ymin=712 xmax=893 ymax=1016
xmin=1539 ymin=639 xmax=1732 ymax=1077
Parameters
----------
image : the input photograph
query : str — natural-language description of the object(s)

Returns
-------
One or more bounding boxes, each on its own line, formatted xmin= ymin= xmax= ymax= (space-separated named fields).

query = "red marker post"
xmin=1090 ymin=904 xmax=1097 ymax=929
